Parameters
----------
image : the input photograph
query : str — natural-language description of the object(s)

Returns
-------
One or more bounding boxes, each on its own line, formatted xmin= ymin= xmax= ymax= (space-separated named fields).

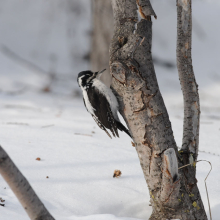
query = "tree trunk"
xmin=110 ymin=0 xmax=207 ymax=219
xmin=177 ymin=0 xmax=200 ymax=183
xmin=0 ymin=146 xmax=55 ymax=220
xmin=91 ymin=0 xmax=113 ymax=87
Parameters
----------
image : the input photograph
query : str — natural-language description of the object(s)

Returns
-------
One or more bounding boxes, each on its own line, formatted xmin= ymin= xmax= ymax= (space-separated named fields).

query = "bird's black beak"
xmin=95 ymin=69 xmax=106 ymax=78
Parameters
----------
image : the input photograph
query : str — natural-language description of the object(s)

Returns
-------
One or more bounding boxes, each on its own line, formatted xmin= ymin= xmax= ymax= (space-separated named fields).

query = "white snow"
xmin=0 ymin=0 xmax=220 ymax=220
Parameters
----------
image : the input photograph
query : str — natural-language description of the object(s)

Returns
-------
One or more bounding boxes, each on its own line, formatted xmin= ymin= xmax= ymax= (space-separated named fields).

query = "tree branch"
xmin=177 ymin=0 xmax=200 ymax=161
xmin=0 ymin=146 xmax=55 ymax=220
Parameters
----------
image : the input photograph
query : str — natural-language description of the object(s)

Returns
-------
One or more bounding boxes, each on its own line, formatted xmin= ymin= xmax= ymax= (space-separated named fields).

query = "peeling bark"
xmin=136 ymin=0 xmax=157 ymax=19
xmin=0 ymin=146 xmax=55 ymax=220
xmin=110 ymin=0 xmax=207 ymax=219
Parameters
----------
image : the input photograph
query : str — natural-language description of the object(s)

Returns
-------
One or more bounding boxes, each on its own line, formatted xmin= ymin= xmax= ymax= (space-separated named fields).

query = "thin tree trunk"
xmin=177 ymin=0 xmax=200 ymax=181
xmin=91 ymin=0 xmax=113 ymax=87
xmin=110 ymin=0 xmax=207 ymax=219
xmin=0 ymin=146 xmax=55 ymax=220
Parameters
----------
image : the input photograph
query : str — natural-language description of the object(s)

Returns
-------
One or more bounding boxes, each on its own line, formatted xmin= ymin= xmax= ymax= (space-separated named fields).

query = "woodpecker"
xmin=77 ymin=69 xmax=131 ymax=139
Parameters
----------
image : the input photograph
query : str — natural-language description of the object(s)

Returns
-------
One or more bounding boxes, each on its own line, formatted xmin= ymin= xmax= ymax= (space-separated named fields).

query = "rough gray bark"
xmin=0 ymin=146 xmax=55 ymax=220
xmin=110 ymin=0 xmax=207 ymax=219
xmin=177 ymin=0 xmax=200 ymax=177
xmin=91 ymin=0 xmax=113 ymax=87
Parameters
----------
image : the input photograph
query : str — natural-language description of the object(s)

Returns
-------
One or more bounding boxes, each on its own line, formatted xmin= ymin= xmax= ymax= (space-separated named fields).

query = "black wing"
xmin=87 ymin=86 xmax=119 ymax=138
xmin=82 ymin=91 xmax=112 ymax=138
xmin=91 ymin=114 xmax=112 ymax=139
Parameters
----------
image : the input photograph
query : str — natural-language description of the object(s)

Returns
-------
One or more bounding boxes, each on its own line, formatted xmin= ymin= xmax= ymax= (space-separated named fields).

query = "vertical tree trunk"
xmin=91 ymin=0 xmax=113 ymax=87
xmin=177 ymin=0 xmax=200 ymax=182
xmin=176 ymin=1 xmax=206 ymax=218
xmin=0 ymin=146 xmax=55 ymax=220
xmin=110 ymin=0 xmax=207 ymax=219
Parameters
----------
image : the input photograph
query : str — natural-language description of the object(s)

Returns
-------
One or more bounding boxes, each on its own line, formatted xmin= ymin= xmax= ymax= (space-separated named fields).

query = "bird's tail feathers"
xmin=116 ymin=121 xmax=132 ymax=138
xmin=92 ymin=115 xmax=112 ymax=139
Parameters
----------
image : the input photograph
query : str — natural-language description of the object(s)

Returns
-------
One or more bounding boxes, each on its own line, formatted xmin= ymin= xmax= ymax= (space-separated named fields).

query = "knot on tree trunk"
xmin=160 ymin=148 xmax=180 ymax=206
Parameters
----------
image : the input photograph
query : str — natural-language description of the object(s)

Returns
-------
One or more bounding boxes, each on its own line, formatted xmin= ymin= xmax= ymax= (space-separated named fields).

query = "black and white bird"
xmin=77 ymin=69 xmax=131 ymax=139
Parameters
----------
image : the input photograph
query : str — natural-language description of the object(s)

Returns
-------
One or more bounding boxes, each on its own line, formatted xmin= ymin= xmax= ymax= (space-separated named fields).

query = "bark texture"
xmin=177 ymin=0 xmax=200 ymax=168
xmin=176 ymin=1 xmax=206 ymax=219
xmin=91 ymin=0 xmax=113 ymax=87
xmin=0 ymin=146 xmax=55 ymax=220
xmin=110 ymin=0 xmax=207 ymax=219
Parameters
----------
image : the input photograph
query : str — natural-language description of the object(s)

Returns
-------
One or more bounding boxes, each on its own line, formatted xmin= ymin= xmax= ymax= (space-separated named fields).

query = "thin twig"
xmin=41 ymin=124 xmax=54 ymax=128
xmin=0 ymin=44 xmax=74 ymax=80
xmin=74 ymin=133 xmax=92 ymax=137
xmin=0 ymin=45 xmax=46 ymax=75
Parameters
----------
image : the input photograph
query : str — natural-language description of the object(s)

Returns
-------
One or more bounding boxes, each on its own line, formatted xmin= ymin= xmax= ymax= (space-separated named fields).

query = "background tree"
xmin=91 ymin=0 xmax=113 ymax=87
xmin=0 ymin=146 xmax=55 ymax=220
xmin=110 ymin=0 xmax=207 ymax=219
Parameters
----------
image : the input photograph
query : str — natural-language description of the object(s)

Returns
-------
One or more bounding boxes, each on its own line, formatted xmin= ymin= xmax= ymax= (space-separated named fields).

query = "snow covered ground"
xmin=0 ymin=57 xmax=220 ymax=220
xmin=0 ymin=0 xmax=220 ymax=220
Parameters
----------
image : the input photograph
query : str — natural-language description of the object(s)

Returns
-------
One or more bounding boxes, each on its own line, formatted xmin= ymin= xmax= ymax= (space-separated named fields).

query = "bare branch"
xmin=0 ymin=146 xmax=55 ymax=220
xmin=0 ymin=45 xmax=47 ymax=75
xmin=0 ymin=45 xmax=75 ymax=81
xmin=176 ymin=0 xmax=200 ymax=160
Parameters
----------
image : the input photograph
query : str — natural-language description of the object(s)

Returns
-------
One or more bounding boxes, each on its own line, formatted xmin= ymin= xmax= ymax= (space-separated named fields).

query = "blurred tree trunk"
xmin=91 ymin=0 xmax=113 ymax=87
xmin=0 ymin=146 xmax=55 ymax=220
xmin=110 ymin=0 xmax=207 ymax=219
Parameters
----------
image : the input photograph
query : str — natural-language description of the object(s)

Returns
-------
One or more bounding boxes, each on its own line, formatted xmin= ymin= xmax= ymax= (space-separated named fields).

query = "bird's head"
xmin=77 ymin=69 xmax=106 ymax=88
